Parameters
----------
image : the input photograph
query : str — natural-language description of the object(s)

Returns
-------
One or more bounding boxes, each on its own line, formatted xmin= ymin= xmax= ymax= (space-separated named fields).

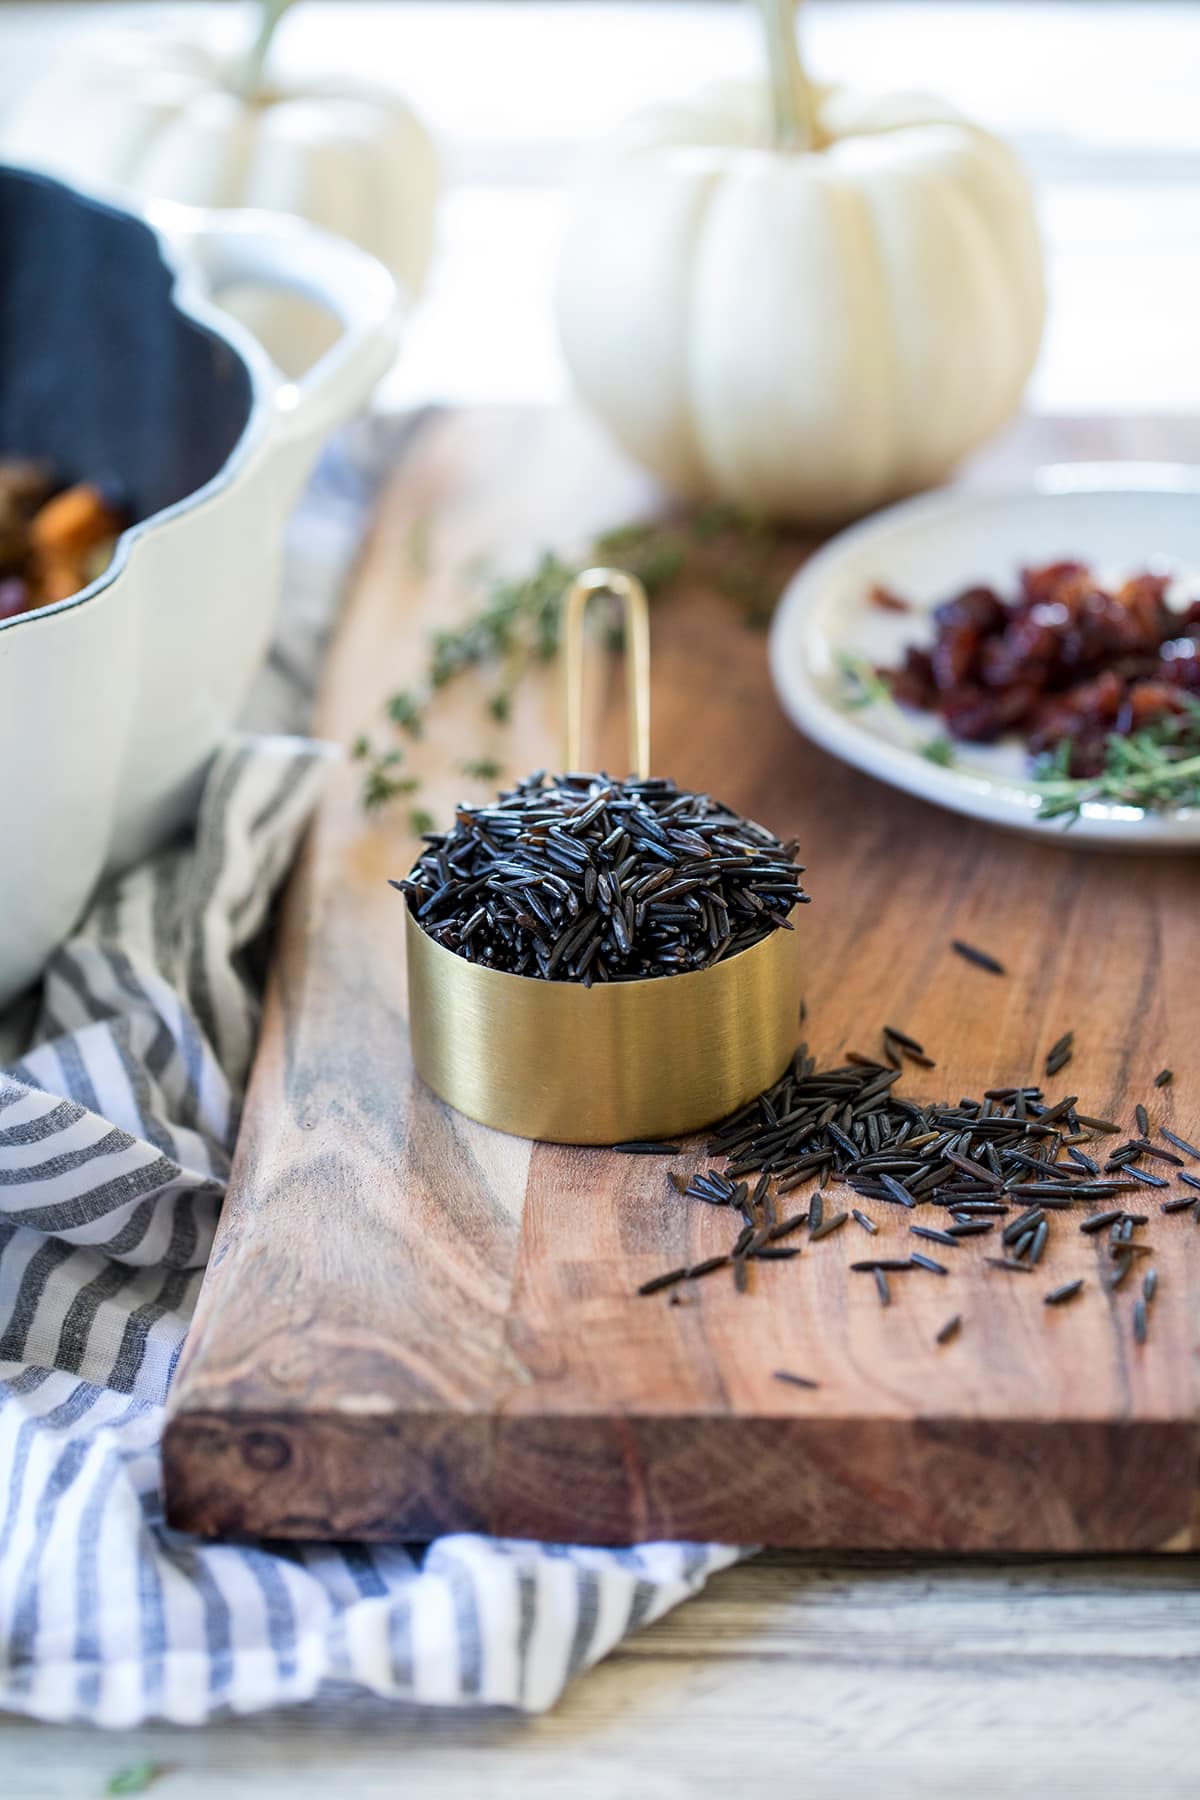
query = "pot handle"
xmin=149 ymin=203 xmax=401 ymax=445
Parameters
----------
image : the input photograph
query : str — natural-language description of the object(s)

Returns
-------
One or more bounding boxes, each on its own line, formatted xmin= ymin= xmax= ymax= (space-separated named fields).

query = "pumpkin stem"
xmin=238 ymin=0 xmax=299 ymax=98
xmin=754 ymin=0 xmax=817 ymax=152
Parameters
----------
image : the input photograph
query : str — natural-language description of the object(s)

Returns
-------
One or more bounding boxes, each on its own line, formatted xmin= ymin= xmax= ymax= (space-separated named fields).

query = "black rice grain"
xmin=951 ymin=939 xmax=1006 ymax=975
xmin=397 ymin=771 xmax=807 ymax=981
xmin=1044 ymin=1278 xmax=1084 ymax=1306
xmin=1108 ymin=1253 xmax=1134 ymax=1291
xmin=1080 ymin=1209 xmax=1125 ymax=1234
xmin=638 ymin=1267 xmax=689 ymax=1296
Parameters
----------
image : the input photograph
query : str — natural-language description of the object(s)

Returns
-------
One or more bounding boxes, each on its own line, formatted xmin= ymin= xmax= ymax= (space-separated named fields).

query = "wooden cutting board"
xmin=164 ymin=408 xmax=1200 ymax=1552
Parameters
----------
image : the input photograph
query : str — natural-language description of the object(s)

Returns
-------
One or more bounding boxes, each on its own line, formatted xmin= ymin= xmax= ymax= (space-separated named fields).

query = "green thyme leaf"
xmin=1033 ymin=703 xmax=1200 ymax=822
xmin=386 ymin=690 xmax=425 ymax=736
xmin=105 ymin=1762 xmax=167 ymax=1796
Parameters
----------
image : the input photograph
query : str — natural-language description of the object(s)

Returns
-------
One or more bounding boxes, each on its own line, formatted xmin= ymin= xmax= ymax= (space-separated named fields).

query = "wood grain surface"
xmin=164 ymin=408 xmax=1200 ymax=1550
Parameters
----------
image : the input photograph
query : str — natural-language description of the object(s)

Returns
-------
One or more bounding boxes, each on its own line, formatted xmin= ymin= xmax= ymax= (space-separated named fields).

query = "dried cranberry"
xmin=942 ymin=682 xmax=1040 ymax=742
xmin=980 ymin=616 xmax=1059 ymax=689
xmin=932 ymin=585 xmax=1006 ymax=636
xmin=877 ymin=560 xmax=1200 ymax=772
xmin=1116 ymin=680 xmax=1189 ymax=734
xmin=884 ymin=646 xmax=936 ymax=708
xmin=931 ymin=624 xmax=982 ymax=692
xmin=1019 ymin=562 xmax=1089 ymax=606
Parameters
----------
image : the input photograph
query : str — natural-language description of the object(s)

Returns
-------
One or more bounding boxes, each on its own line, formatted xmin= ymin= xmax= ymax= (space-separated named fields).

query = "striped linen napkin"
xmin=0 ymin=423 xmax=738 ymax=1728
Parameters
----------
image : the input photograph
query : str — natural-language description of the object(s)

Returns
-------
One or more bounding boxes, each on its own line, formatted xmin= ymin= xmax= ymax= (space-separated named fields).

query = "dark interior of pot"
xmin=0 ymin=166 xmax=254 ymax=525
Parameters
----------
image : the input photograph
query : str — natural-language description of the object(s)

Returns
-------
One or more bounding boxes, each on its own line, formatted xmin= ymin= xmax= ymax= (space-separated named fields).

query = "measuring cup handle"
xmin=562 ymin=568 xmax=652 ymax=778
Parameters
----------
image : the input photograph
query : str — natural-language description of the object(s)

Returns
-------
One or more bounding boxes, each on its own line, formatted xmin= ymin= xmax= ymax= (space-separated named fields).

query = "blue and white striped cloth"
xmin=0 ymin=424 xmax=738 ymax=1728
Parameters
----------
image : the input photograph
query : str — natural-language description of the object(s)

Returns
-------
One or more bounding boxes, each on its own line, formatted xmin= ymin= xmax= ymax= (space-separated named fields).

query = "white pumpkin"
xmin=1 ymin=3 xmax=438 ymax=375
xmin=556 ymin=1 xmax=1045 ymax=523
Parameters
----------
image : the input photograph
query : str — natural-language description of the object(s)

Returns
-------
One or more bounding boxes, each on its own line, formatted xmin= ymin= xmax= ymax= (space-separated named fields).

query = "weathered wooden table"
xmin=8 ymin=1549 xmax=1200 ymax=1796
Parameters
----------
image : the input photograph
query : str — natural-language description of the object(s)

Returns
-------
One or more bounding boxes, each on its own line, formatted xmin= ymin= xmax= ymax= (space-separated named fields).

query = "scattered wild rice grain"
xmin=637 ymin=1267 xmax=689 ymax=1296
xmin=687 ymin=1254 xmax=731 ymax=1280
xmin=1075 ymin=1115 xmax=1121 ymax=1135
xmin=1108 ymin=1253 xmax=1134 ymax=1290
xmin=951 ymin=939 xmax=1006 ymax=975
xmin=1044 ymin=1279 xmax=1084 ymax=1306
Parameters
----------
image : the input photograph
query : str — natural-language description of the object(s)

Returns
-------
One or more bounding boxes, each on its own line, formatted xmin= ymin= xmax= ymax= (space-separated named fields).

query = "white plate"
xmin=768 ymin=464 xmax=1200 ymax=849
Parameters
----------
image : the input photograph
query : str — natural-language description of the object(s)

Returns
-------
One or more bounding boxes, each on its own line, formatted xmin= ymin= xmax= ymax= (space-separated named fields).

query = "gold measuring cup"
xmin=405 ymin=569 xmax=800 ymax=1144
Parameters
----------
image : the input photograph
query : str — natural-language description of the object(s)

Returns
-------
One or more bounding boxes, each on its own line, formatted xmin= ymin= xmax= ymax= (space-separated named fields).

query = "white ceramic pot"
xmin=0 ymin=166 xmax=399 ymax=1007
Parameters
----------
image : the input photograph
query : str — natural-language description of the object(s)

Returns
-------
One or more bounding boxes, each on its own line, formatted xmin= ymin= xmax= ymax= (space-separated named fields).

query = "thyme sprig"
xmin=839 ymin=655 xmax=1200 ymax=824
xmin=357 ymin=506 xmax=795 ymax=815
xmin=1032 ymin=701 xmax=1200 ymax=821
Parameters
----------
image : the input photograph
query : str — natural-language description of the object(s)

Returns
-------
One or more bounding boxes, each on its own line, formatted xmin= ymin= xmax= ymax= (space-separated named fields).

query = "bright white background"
xmin=1 ymin=1 xmax=1198 ymax=416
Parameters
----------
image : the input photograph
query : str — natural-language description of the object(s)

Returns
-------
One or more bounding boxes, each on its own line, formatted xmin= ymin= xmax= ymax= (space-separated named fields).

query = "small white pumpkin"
xmin=1 ymin=0 xmax=438 ymax=374
xmin=556 ymin=1 xmax=1045 ymax=523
